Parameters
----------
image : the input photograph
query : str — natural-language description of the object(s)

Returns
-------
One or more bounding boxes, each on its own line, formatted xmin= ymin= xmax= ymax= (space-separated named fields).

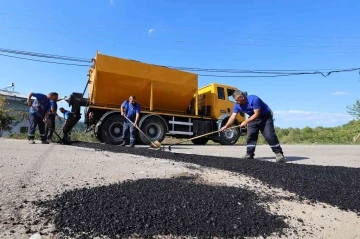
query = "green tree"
xmin=347 ymin=99 xmax=360 ymax=119
xmin=0 ymin=95 xmax=17 ymax=132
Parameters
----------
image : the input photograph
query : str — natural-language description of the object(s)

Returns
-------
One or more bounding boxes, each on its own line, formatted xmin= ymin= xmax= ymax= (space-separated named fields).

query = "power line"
xmin=7 ymin=34 xmax=360 ymax=55
xmin=171 ymin=66 xmax=346 ymax=72
xmin=0 ymin=53 xmax=310 ymax=77
xmin=5 ymin=24 xmax=360 ymax=49
xmin=0 ymin=47 xmax=359 ymax=78
xmin=197 ymin=73 xmax=295 ymax=78
xmin=0 ymin=53 xmax=91 ymax=67
xmin=0 ymin=48 xmax=92 ymax=63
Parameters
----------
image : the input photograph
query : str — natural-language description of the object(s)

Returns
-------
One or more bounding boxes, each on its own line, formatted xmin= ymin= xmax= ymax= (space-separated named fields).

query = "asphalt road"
xmin=0 ymin=138 xmax=359 ymax=239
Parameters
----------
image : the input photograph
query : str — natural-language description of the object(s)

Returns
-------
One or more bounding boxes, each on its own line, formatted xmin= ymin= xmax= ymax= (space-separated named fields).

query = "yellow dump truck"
xmin=67 ymin=52 xmax=247 ymax=145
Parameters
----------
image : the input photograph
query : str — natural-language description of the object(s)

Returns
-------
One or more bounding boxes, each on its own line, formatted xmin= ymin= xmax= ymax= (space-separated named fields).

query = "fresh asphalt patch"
xmin=35 ymin=177 xmax=287 ymax=238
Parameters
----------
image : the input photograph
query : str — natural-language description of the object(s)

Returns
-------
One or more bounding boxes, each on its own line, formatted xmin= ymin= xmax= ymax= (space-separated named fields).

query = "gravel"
xmin=35 ymin=177 xmax=287 ymax=238
xmin=71 ymin=142 xmax=360 ymax=214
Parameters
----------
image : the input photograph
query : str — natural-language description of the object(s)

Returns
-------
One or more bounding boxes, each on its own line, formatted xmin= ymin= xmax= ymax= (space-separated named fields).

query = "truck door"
xmin=216 ymin=86 xmax=228 ymax=117
xmin=226 ymin=88 xmax=246 ymax=122
xmin=225 ymin=88 xmax=235 ymax=114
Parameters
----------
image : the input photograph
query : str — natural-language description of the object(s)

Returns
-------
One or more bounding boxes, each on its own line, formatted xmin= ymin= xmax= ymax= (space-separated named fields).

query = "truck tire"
xmin=219 ymin=123 xmax=240 ymax=145
xmin=191 ymin=138 xmax=209 ymax=145
xmin=101 ymin=115 xmax=124 ymax=145
xmin=95 ymin=131 xmax=104 ymax=143
xmin=139 ymin=116 xmax=166 ymax=144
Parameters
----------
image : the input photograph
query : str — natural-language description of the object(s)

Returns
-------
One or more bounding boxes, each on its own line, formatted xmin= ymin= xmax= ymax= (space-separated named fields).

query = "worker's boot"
xmin=275 ymin=153 xmax=285 ymax=162
xmin=28 ymin=139 xmax=35 ymax=144
xmin=243 ymin=154 xmax=254 ymax=160
xmin=41 ymin=141 xmax=49 ymax=144
xmin=129 ymin=144 xmax=135 ymax=148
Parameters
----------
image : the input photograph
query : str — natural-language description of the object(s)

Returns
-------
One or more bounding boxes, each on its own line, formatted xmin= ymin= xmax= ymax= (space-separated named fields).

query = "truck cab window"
xmin=227 ymin=89 xmax=235 ymax=103
xmin=217 ymin=87 xmax=225 ymax=100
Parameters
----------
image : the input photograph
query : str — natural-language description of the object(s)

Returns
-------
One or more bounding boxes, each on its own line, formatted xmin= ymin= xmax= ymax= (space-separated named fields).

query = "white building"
xmin=0 ymin=89 xmax=29 ymax=137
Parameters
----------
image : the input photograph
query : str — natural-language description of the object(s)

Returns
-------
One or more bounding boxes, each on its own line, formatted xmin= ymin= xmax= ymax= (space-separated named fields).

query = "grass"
xmin=6 ymin=120 xmax=360 ymax=145
xmin=7 ymin=131 xmax=97 ymax=143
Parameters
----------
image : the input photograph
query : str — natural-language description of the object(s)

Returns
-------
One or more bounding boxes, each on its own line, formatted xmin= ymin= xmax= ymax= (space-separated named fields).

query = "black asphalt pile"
xmin=35 ymin=178 xmax=287 ymax=238
xmin=72 ymin=142 xmax=360 ymax=214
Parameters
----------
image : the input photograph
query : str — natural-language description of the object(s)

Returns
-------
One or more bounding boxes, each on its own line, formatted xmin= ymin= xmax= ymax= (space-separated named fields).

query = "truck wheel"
xmin=219 ymin=124 xmax=240 ymax=145
xmin=191 ymin=138 xmax=209 ymax=145
xmin=101 ymin=115 xmax=124 ymax=145
xmin=139 ymin=116 xmax=166 ymax=144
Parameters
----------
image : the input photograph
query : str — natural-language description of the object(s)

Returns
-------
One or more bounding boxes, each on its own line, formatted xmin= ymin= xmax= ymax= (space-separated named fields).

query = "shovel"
xmin=168 ymin=124 xmax=244 ymax=151
xmin=122 ymin=115 xmax=161 ymax=149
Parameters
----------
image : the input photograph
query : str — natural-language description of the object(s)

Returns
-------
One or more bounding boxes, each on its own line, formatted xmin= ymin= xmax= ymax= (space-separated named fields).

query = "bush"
xmin=245 ymin=120 xmax=360 ymax=145
xmin=0 ymin=96 xmax=17 ymax=132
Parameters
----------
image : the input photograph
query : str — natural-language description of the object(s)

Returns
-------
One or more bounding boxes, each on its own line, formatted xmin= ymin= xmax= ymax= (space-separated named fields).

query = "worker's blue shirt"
xmin=121 ymin=100 xmax=140 ymax=123
xmin=63 ymin=110 xmax=71 ymax=120
xmin=48 ymin=100 xmax=58 ymax=120
xmin=29 ymin=93 xmax=50 ymax=117
xmin=233 ymin=95 xmax=271 ymax=117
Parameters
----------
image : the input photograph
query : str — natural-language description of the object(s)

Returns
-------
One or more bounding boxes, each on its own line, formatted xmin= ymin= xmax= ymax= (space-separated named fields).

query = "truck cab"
xmin=197 ymin=83 xmax=245 ymax=121
xmin=196 ymin=83 xmax=247 ymax=144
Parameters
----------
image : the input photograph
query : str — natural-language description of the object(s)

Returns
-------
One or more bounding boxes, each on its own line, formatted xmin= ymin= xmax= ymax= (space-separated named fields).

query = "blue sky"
xmin=0 ymin=0 xmax=359 ymax=128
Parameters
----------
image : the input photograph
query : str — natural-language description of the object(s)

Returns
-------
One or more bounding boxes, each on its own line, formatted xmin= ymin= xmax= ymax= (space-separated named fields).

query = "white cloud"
xmin=110 ymin=0 xmax=114 ymax=5
xmin=148 ymin=29 xmax=154 ymax=35
xmin=273 ymin=110 xmax=354 ymax=125
xmin=331 ymin=91 xmax=350 ymax=96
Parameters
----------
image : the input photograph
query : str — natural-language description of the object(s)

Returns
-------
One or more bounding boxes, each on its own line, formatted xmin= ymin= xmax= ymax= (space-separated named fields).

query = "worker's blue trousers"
xmin=246 ymin=113 xmax=283 ymax=157
xmin=28 ymin=114 xmax=46 ymax=141
xmin=121 ymin=122 xmax=136 ymax=145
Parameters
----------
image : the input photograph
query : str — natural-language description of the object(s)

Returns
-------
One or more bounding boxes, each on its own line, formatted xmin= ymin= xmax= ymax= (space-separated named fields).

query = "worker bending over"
xmin=221 ymin=90 xmax=285 ymax=162
xmin=27 ymin=92 xmax=57 ymax=144
xmin=120 ymin=95 xmax=141 ymax=147
xmin=59 ymin=107 xmax=72 ymax=141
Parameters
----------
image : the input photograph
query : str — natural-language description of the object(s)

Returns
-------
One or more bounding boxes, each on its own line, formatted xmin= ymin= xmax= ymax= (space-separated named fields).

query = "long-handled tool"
xmin=30 ymin=105 xmax=65 ymax=144
xmin=122 ymin=115 xmax=162 ymax=149
xmin=168 ymin=124 xmax=244 ymax=151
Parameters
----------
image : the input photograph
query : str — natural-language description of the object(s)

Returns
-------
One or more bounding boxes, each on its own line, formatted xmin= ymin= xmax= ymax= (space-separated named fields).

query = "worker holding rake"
xmin=221 ymin=90 xmax=285 ymax=162
xmin=119 ymin=95 xmax=141 ymax=148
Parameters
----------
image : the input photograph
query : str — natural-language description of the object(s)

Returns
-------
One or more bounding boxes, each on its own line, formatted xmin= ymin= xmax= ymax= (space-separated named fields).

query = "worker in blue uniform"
xmin=26 ymin=92 xmax=58 ymax=144
xmin=120 ymin=95 xmax=141 ymax=147
xmin=45 ymin=93 xmax=65 ymax=142
xmin=221 ymin=90 xmax=285 ymax=162
xmin=59 ymin=107 xmax=72 ymax=141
